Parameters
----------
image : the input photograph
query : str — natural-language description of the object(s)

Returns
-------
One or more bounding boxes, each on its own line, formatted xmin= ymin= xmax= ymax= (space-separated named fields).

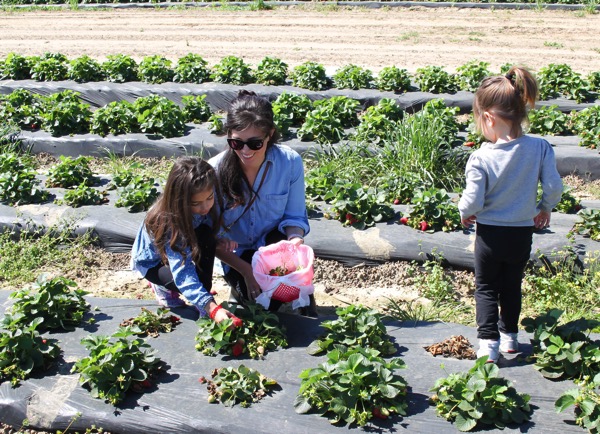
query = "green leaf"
xmin=455 ymin=413 xmax=478 ymax=432
xmin=293 ymin=394 xmax=312 ymax=414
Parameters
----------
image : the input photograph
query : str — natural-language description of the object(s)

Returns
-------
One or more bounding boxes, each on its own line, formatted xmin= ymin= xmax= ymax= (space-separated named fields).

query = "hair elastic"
xmin=505 ymin=72 xmax=515 ymax=82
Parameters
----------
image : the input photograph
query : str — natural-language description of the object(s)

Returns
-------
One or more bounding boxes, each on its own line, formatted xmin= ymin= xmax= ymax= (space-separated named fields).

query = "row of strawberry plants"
xmin=1 ymin=0 xmax=596 ymax=4
xmin=0 ymin=88 xmax=213 ymax=138
xmin=0 ymin=272 xmax=596 ymax=431
xmin=2 ymin=52 xmax=599 ymax=102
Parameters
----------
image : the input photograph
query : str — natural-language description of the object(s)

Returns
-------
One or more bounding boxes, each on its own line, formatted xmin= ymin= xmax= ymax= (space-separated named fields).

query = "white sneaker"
xmin=149 ymin=282 xmax=185 ymax=308
xmin=477 ymin=339 xmax=500 ymax=363
xmin=500 ymin=332 xmax=519 ymax=353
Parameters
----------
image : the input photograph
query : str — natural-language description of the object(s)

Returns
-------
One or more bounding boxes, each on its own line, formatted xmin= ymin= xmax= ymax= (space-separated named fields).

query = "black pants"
xmin=224 ymin=229 xmax=286 ymax=310
xmin=474 ymin=223 xmax=533 ymax=340
xmin=144 ymin=224 xmax=216 ymax=293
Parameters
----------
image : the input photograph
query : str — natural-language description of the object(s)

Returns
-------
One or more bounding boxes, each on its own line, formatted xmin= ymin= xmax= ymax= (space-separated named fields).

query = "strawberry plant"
xmin=210 ymin=55 xmax=253 ymax=85
xmin=556 ymin=373 xmax=600 ymax=433
xmin=538 ymin=184 xmax=582 ymax=214
xmin=67 ymin=55 xmax=105 ymax=83
xmin=195 ymin=302 xmax=287 ymax=359
xmin=415 ymin=65 xmax=458 ymax=94
xmin=528 ymin=104 xmax=569 ymax=136
xmin=0 ymin=150 xmax=48 ymax=205
xmin=401 ymin=187 xmax=461 ymax=233
xmin=208 ymin=113 xmax=224 ymax=134
xmin=297 ymin=105 xmax=345 ymax=144
xmin=376 ymin=66 xmax=411 ymax=93
xmin=314 ymin=96 xmax=360 ymax=127
xmin=138 ymin=55 xmax=174 ymax=84
xmin=173 ymin=53 xmax=211 ymax=83
xmin=353 ymin=98 xmax=404 ymax=145
xmin=307 ymin=304 xmax=396 ymax=356
xmin=272 ymin=91 xmax=313 ymax=135
xmin=0 ymin=89 xmax=43 ymax=130
xmin=430 ymin=357 xmax=532 ymax=432
xmin=0 ymin=52 xmax=31 ymax=80
xmin=588 ymin=71 xmax=600 ymax=92
xmin=40 ymin=90 xmax=92 ymax=136
xmin=182 ymin=94 xmax=212 ymax=124
xmin=134 ymin=94 xmax=186 ymax=138
xmin=295 ymin=346 xmax=408 ymax=426
xmin=521 ymin=309 xmax=600 ymax=380
xmin=204 ymin=365 xmax=278 ymax=407
xmin=455 ymin=60 xmax=492 ymax=92
xmin=101 ymin=54 xmax=138 ymax=83
xmin=573 ymin=208 xmax=600 ymax=241
xmin=325 ymin=181 xmax=396 ymax=229
xmin=115 ymin=174 xmax=160 ymax=212
xmin=537 ymin=63 xmax=592 ymax=103
xmin=0 ymin=315 xmax=60 ymax=387
xmin=56 ymin=183 xmax=108 ymax=208
xmin=290 ymin=61 xmax=330 ymax=91
xmin=8 ymin=275 xmax=90 ymax=331
xmin=255 ymin=56 xmax=288 ymax=85
xmin=414 ymin=98 xmax=460 ymax=146
xmin=333 ymin=64 xmax=374 ymax=90
xmin=46 ymin=155 xmax=98 ymax=188
xmin=120 ymin=307 xmax=181 ymax=338
xmin=30 ymin=52 xmax=68 ymax=81
xmin=90 ymin=100 xmax=138 ymax=137
xmin=107 ymin=160 xmax=146 ymax=190
xmin=72 ymin=327 xmax=164 ymax=405
xmin=570 ymin=105 xmax=600 ymax=150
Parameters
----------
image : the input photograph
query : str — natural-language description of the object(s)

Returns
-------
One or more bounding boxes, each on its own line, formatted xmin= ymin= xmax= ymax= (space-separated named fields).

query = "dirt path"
xmin=0 ymin=7 xmax=599 ymax=73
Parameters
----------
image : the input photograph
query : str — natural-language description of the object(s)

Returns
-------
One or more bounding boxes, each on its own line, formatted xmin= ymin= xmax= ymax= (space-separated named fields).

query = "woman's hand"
xmin=534 ymin=210 xmax=551 ymax=229
xmin=243 ymin=272 xmax=262 ymax=301
xmin=217 ymin=238 xmax=237 ymax=253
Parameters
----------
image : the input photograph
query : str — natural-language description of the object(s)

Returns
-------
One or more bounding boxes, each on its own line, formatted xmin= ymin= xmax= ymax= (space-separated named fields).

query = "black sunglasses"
xmin=227 ymin=136 xmax=266 ymax=151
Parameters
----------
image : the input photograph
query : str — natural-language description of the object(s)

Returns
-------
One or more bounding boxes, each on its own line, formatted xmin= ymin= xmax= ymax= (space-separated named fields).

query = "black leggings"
xmin=144 ymin=224 xmax=216 ymax=293
xmin=474 ymin=223 xmax=533 ymax=340
xmin=224 ymin=229 xmax=286 ymax=309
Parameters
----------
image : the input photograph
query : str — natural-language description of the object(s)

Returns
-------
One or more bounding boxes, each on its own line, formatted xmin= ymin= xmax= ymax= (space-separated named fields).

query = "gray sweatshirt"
xmin=458 ymin=135 xmax=563 ymax=227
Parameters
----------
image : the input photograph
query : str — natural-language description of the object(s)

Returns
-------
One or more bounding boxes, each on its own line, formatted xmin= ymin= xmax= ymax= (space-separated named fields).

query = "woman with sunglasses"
xmin=209 ymin=90 xmax=317 ymax=317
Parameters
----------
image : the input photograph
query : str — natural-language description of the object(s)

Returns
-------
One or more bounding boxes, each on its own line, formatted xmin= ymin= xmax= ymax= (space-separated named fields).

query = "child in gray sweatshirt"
xmin=458 ymin=66 xmax=563 ymax=364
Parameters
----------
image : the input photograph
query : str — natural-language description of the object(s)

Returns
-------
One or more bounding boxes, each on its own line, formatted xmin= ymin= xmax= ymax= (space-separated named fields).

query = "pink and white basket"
xmin=251 ymin=240 xmax=315 ymax=310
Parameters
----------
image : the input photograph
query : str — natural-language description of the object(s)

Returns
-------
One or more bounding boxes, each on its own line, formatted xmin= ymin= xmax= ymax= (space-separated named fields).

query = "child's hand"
xmin=217 ymin=238 xmax=237 ymax=253
xmin=534 ymin=210 xmax=551 ymax=229
xmin=288 ymin=236 xmax=304 ymax=246
xmin=461 ymin=215 xmax=477 ymax=228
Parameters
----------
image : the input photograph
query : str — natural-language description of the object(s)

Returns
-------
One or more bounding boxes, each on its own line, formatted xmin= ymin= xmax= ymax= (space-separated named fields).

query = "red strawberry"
xmin=372 ymin=407 xmax=387 ymax=420
xmin=231 ymin=316 xmax=243 ymax=328
xmin=419 ymin=221 xmax=428 ymax=231
xmin=464 ymin=141 xmax=475 ymax=147
xmin=198 ymin=376 xmax=207 ymax=384
xmin=232 ymin=343 xmax=244 ymax=357
xmin=169 ymin=315 xmax=180 ymax=324
xmin=41 ymin=339 xmax=47 ymax=344
xmin=575 ymin=204 xmax=583 ymax=211
xmin=210 ymin=289 xmax=218 ymax=295
xmin=399 ymin=216 xmax=408 ymax=225
xmin=142 ymin=379 xmax=152 ymax=388
xmin=393 ymin=198 xmax=401 ymax=205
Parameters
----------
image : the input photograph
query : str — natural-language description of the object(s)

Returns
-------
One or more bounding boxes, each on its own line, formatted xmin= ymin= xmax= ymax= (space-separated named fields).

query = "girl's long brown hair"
xmin=219 ymin=90 xmax=280 ymax=207
xmin=473 ymin=66 xmax=538 ymax=138
xmin=145 ymin=157 xmax=222 ymax=266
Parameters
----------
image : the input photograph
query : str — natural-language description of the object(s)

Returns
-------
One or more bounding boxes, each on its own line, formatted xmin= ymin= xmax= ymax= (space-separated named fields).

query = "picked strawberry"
xmin=232 ymin=343 xmax=244 ymax=357
xmin=231 ymin=316 xmax=243 ymax=328
xmin=399 ymin=216 xmax=408 ymax=225
xmin=419 ymin=221 xmax=428 ymax=231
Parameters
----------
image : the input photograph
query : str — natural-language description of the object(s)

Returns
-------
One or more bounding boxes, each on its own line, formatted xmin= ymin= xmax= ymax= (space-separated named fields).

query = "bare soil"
xmin=0 ymin=5 xmax=599 ymax=310
xmin=0 ymin=7 xmax=599 ymax=74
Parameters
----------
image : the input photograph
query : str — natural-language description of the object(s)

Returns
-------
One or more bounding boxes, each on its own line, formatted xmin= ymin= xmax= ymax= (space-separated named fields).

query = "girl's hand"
xmin=534 ymin=210 xmax=551 ymax=229
xmin=243 ymin=273 xmax=262 ymax=302
xmin=212 ymin=307 xmax=232 ymax=323
xmin=217 ymin=238 xmax=237 ymax=253
xmin=461 ymin=215 xmax=477 ymax=228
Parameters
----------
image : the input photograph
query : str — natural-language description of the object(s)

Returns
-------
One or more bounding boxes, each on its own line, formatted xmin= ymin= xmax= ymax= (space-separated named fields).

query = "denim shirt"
xmin=209 ymin=144 xmax=310 ymax=257
xmin=130 ymin=213 xmax=214 ymax=314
